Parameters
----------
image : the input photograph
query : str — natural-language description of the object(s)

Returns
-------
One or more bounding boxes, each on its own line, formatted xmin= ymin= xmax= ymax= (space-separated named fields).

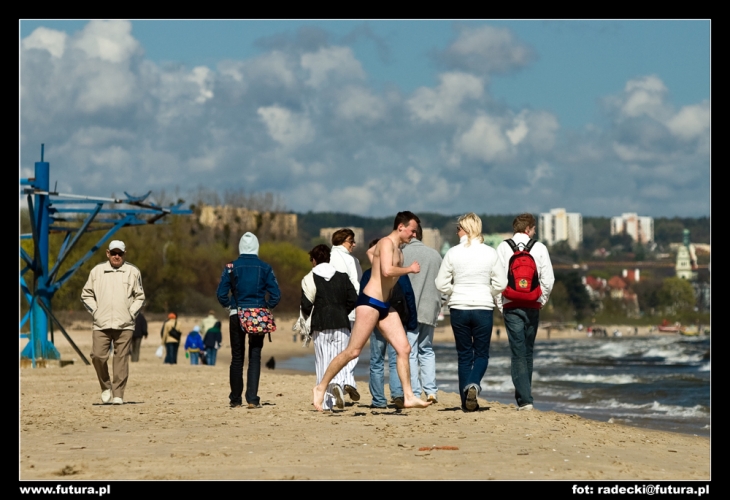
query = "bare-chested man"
xmin=313 ymin=211 xmax=431 ymax=411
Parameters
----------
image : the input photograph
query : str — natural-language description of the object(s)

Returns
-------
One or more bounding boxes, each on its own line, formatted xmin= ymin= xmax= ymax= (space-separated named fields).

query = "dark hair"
xmin=309 ymin=244 xmax=331 ymax=265
xmin=393 ymin=211 xmax=420 ymax=230
xmin=368 ymin=238 xmax=381 ymax=249
xmin=331 ymin=228 xmax=355 ymax=246
xmin=513 ymin=213 xmax=537 ymax=233
xmin=415 ymin=224 xmax=423 ymax=241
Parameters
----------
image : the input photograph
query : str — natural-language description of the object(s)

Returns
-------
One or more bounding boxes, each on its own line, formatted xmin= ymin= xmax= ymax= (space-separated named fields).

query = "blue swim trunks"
xmin=356 ymin=293 xmax=391 ymax=321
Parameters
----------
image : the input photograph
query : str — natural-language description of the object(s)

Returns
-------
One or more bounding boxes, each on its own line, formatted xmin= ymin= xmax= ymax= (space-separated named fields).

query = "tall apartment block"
xmin=610 ymin=213 xmax=654 ymax=243
xmin=539 ymin=208 xmax=583 ymax=250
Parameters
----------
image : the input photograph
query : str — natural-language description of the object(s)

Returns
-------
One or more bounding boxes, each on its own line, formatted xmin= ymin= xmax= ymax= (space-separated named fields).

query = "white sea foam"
xmin=541 ymin=373 xmax=637 ymax=384
xmin=560 ymin=398 xmax=709 ymax=418
xmin=699 ymin=362 xmax=710 ymax=372
xmin=643 ymin=347 xmax=703 ymax=364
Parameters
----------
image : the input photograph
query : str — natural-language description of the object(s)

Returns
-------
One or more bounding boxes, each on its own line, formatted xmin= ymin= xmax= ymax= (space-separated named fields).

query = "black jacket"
xmin=301 ymin=272 xmax=357 ymax=332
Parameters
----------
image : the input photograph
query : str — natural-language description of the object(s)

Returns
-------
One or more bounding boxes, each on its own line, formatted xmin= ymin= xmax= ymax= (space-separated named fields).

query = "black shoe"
xmin=392 ymin=397 xmax=405 ymax=409
xmin=344 ymin=384 xmax=360 ymax=402
xmin=230 ymin=401 xmax=242 ymax=408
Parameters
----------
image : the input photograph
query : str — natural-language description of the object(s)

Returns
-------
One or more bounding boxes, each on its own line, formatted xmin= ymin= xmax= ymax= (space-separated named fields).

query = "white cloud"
xmin=188 ymin=66 xmax=215 ymax=103
xmin=666 ymin=101 xmax=710 ymax=140
xmin=22 ymin=27 xmax=67 ymax=58
xmin=72 ymin=20 xmax=140 ymax=64
xmin=257 ymin=106 xmax=315 ymax=148
xmin=336 ymin=86 xmax=386 ymax=122
xmin=457 ymin=114 xmax=511 ymax=162
xmin=436 ymin=25 xmax=535 ymax=75
xmin=301 ymin=46 xmax=365 ymax=88
xmin=407 ymin=72 xmax=483 ymax=124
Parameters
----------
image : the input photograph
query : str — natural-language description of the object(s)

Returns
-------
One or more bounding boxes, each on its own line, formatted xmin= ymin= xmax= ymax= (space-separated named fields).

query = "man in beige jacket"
xmin=81 ymin=240 xmax=145 ymax=405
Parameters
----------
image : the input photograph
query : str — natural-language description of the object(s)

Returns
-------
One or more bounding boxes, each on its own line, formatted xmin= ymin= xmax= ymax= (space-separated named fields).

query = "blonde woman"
xmin=435 ymin=213 xmax=507 ymax=412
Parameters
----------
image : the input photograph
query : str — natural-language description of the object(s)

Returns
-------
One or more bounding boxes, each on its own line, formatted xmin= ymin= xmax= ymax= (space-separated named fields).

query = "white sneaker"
xmin=101 ymin=390 xmax=112 ymax=404
xmin=112 ymin=397 xmax=124 ymax=405
xmin=332 ymin=385 xmax=345 ymax=409
xmin=465 ymin=385 xmax=479 ymax=411
xmin=518 ymin=404 xmax=534 ymax=411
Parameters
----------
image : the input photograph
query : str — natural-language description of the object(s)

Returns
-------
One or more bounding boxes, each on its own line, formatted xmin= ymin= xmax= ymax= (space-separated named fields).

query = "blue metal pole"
xmin=24 ymin=145 xmax=60 ymax=364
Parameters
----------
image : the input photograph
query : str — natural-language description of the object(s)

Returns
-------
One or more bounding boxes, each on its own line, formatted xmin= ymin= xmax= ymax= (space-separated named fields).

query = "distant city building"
xmin=198 ymin=204 xmax=297 ymax=240
xmin=320 ymin=227 xmax=365 ymax=248
xmin=610 ymin=213 xmax=654 ymax=243
xmin=539 ymin=208 xmax=583 ymax=250
xmin=421 ymin=228 xmax=443 ymax=252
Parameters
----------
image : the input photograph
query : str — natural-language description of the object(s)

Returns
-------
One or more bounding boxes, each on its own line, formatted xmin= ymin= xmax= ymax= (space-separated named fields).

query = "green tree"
xmin=657 ymin=277 xmax=696 ymax=314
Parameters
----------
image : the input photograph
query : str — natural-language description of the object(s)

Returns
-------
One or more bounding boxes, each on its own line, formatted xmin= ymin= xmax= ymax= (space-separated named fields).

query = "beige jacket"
xmin=81 ymin=261 xmax=145 ymax=331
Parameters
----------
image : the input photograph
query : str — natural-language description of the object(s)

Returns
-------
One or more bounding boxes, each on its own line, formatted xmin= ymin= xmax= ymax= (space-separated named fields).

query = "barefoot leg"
xmin=379 ymin=312 xmax=431 ymax=409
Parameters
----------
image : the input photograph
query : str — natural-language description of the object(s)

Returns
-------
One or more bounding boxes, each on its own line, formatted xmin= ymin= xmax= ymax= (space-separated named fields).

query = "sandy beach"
xmin=19 ymin=315 xmax=709 ymax=480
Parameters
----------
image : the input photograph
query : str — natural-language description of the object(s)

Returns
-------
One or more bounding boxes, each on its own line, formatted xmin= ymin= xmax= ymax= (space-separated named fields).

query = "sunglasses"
xmin=109 ymin=251 xmax=125 ymax=257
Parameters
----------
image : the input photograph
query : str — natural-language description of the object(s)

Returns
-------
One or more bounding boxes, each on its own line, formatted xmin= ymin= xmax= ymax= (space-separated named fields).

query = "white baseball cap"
xmin=108 ymin=240 xmax=126 ymax=252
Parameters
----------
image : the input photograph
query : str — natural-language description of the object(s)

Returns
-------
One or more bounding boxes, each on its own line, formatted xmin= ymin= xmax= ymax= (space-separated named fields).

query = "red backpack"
xmin=503 ymin=238 xmax=542 ymax=303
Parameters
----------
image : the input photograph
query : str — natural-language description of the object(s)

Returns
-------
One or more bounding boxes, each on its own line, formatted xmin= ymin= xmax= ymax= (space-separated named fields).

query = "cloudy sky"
xmin=20 ymin=20 xmax=710 ymax=217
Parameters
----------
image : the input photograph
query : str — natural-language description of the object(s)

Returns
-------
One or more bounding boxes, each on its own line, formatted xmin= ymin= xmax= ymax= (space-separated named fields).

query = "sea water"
xmin=280 ymin=333 xmax=710 ymax=436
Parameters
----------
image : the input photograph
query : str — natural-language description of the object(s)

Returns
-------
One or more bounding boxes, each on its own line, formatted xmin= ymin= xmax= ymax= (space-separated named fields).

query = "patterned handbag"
xmin=238 ymin=307 xmax=277 ymax=335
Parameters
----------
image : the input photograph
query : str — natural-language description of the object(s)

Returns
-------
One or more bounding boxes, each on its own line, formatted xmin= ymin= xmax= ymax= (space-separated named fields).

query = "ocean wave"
xmin=561 ymin=398 xmax=709 ymax=418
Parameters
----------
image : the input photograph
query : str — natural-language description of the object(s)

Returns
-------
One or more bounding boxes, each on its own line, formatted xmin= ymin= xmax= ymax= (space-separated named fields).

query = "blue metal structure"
xmin=20 ymin=145 xmax=192 ymax=367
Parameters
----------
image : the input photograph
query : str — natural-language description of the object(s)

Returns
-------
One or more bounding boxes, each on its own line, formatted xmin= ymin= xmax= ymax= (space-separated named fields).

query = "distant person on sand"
xmin=217 ymin=232 xmax=281 ymax=409
xmin=130 ymin=309 xmax=148 ymax=362
xmin=300 ymin=244 xmax=357 ymax=410
xmin=496 ymin=213 xmax=554 ymax=411
xmin=185 ymin=326 xmax=205 ymax=365
xmin=312 ymin=211 xmax=431 ymax=411
xmin=199 ymin=310 xmax=218 ymax=340
xmin=161 ymin=312 xmax=181 ymax=365
xmin=81 ymin=239 xmax=145 ymax=405
xmin=329 ymin=228 xmax=364 ymax=403
xmin=401 ymin=223 xmax=443 ymax=403
xmin=203 ymin=321 xmax=222 ymax=366
xmin=436 ymin=213 xmax=507 ymax=412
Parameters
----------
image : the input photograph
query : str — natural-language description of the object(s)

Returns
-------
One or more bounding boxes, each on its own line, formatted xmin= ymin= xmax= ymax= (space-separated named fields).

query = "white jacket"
xmin=495 ymin=233 xmax=555 ymax=311
xmin=329 ymin=245 xmax=363 ymax=321
xmin=81 ymin=261 xmax=145 ymax=331
xmin=435 ymin=236 xmax=507 ymax=310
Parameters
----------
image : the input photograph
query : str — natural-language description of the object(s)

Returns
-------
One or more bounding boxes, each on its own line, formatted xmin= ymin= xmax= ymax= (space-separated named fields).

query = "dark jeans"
xmin=164 ymin=342 xmax=179 ymax=364
xmin=450 ymin=309 xmax=494 ymax=409
xmin=206 ymin=347 xmax=217 ymax=366
xmin=229 ymin=315 xmax=265 ymax=406
xmin=503 ymin=308 xmax=540 ymax=407
xmin=130 ymin=336 xmax=143 ymax=362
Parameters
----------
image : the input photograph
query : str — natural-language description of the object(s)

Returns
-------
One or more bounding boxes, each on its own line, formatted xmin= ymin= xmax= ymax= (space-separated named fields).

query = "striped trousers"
xmin=313 ymin=328 xmax=357 ymax=410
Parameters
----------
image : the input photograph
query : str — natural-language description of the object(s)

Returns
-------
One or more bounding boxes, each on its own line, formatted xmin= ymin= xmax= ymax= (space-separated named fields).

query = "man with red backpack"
xmin=496 ymin=214 xmax=554 ymax=411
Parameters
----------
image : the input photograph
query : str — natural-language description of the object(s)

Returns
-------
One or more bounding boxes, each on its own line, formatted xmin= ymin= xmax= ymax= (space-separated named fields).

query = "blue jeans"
xmin=412 ymin=323 xmax=437 ymax=396
xmin=229 ymin=315 xmax=264 ymax=406
xmin=503 ymin=308 xmax=540 ymax=407
xmin=164 ymin=342 xmax=179 ymax=364
xmin=206 ymin=347 xmax=217 ymax=366
xmin=189 ymin=352 xmax=199 ymax=365
xmin=450 ymin=309 xmax=494 ymax=409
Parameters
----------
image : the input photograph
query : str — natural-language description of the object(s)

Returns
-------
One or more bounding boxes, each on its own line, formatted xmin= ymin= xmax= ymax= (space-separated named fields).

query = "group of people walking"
xmin=82 ymin=211 xmax=553 ymax=415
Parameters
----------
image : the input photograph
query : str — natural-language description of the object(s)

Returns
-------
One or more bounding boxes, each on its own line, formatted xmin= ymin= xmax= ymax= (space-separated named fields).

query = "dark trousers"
xmin=229 ymin=315 xmax=264 ymax=405
xmin=503 ymin=308 xmax=540 ymax=407
xmin=164 ymin=342 xmax=179 ymax=364
xmin=130 ymin=336 xmax=143 ymax=362
xmin=449 ymin=309 xmax=494 ymax=409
